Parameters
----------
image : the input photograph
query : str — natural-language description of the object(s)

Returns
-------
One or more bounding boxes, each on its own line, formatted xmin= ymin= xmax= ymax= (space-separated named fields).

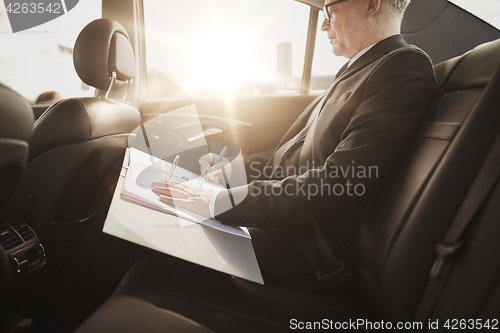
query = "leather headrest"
xmin=0 ymin=83 xmax=33 ymax=142
xmin=73 ymin=19 xmax=136 ymax=91
xmin=444 ymin=38 xmax=500 ymax=92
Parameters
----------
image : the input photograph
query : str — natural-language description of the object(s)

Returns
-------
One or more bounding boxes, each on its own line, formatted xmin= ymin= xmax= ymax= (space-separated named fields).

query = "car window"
xmin=144 ymin=0 xmax=310 ymax=98
xmin=0 ymin=1 xmax=101 ymax=103
xmin=448 ymin=0 xmax=500 ymax=29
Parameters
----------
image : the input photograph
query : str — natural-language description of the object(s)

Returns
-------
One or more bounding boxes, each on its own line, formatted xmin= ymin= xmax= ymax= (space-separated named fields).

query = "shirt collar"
xmin=346 ymin=43 xmax=377 ymax=69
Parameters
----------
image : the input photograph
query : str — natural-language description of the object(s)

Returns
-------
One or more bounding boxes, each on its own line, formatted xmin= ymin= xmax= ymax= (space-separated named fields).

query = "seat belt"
xmin=313 ymin=221 xmax=346 ymax=282
xmin=421 ymin=55 xmax=464 ymax=121
xmin=288 ymin=222 xmax=345 ymax=284
xmin=414 ymin=132 xmax=500 ymax=322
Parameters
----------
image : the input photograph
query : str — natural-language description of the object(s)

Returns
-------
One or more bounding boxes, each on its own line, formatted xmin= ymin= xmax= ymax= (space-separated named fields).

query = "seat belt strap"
xmin=283 ymin=222 xmax=345 ymax=283
xmin=313 ymin=221 xmax=345 ymax=281
xmin=421 ymin=55 xmax=464 ymax=122
xmin=290 ymin=221 xmax=345 ymax=283
xmin=414 ymin=132 xmax=500 ymax=322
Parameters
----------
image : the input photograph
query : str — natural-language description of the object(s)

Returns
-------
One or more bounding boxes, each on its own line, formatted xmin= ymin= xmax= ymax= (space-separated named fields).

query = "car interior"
xmin=1 ymin=0 xmax=500 ymax=332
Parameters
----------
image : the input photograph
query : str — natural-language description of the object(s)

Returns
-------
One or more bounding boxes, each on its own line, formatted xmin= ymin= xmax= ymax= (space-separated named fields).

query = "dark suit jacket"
xmin=214 ymin=35 xmax=436 ymax=264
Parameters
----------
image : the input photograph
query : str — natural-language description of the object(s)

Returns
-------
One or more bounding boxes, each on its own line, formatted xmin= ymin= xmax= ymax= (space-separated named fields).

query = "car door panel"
xmin=140 ymin=94 xmax=317 ymax=154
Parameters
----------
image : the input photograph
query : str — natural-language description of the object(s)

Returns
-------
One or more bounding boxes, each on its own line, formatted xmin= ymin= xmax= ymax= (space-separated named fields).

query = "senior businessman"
xmin=153 ymin=0 xmax=436 ymax=288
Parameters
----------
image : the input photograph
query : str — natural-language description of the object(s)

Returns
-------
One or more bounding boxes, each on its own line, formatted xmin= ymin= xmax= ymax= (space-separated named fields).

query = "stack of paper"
xmin=122 ymin=148 xmax=250 ymax=239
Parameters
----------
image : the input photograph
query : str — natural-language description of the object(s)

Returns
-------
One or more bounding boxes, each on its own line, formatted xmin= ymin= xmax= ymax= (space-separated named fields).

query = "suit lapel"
xmin=276 ymin=93 xmax=325 ymax=144
xmin=318 ymin=35 xmax=407 ymax=111
xmin=332 ymin=34 xmax=408 ymax=87
xmin=264 ymin=93 xmax=326 ymax=169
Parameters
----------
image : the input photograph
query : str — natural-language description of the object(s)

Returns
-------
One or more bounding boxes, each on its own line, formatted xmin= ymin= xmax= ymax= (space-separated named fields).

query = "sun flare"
xmin=180 ymin=19 xmax=268 ymax=94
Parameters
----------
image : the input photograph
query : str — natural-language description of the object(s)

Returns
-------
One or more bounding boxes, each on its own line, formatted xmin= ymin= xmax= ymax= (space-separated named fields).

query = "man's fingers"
xmin=152 ymin=186 xmax=171 ymax=195
xmin=151 ymin=181 xmax=181 ymax=187
xmin=152 ymin=183 xmax=214 ymax=218
xmin=168 ymin=182 xmax=203 ymax=194
xmin=152 ymin=186 xmax=189 ymax=199
xmin=159 ymin=195 xmax=192 ymax=207
xmin=151 ymin=181 xmax=185 ymax=192
xmin=168 ymin=182 xmax=189 ymax=189
xmin=153 ymin=183 xmax=206 ymax=200
xmin=151 ymin=181 xmax=167 ymax=187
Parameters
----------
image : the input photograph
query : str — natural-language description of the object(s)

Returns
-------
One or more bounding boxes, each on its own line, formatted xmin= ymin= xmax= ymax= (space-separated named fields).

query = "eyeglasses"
xmin=323 ymin=0 xmax=350 ymax=23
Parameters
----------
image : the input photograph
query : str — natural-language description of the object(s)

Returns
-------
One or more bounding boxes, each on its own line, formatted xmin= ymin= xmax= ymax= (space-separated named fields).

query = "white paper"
xmin=122 ymin=148 xmax=250 ymax=239
xmin=104 ymin=175 xmax=264 ymax=284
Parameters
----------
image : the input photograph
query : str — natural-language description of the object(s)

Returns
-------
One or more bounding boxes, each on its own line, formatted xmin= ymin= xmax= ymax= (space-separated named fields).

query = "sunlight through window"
xmin=145 ymin=0 xmax=309 ymax=98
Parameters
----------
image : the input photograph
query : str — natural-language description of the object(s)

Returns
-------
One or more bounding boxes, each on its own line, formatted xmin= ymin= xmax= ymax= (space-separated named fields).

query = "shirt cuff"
xmin=209 ymin=192 xmax=218 ymax=219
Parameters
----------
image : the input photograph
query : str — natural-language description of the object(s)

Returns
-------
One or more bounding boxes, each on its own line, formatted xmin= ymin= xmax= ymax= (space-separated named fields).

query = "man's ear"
xmin=366 ymin=0 xmax=381 ymax=18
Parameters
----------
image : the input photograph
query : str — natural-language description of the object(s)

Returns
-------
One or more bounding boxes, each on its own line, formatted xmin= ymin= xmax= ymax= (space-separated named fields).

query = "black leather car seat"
xmin=0 ymin=83 xmax=34 ymax=286
xmin=75 ymin=39 xmax=500 ymax=332
xmin=0 ymin=83 xmax=33 ymax=222
xmin=355 ymin=38 xmax=500 ymax=322
xmin=13 ymin=19 xmax=141 ymax=243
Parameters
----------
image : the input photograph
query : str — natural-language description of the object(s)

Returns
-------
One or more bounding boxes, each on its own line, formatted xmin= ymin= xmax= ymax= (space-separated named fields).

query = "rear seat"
xmin=75 ymin=39 xmax=500 ymax=332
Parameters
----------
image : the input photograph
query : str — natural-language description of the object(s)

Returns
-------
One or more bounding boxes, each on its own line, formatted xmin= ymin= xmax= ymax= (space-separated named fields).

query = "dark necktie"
xmin=271 ymin=61 xmax=350 ymax=175
xmin=335 ymin=61 xmax=349 ymax=80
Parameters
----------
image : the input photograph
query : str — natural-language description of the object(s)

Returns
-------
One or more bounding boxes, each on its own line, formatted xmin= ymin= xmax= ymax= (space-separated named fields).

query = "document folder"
xmin=103 ymin=148 xmax=264 ymax=284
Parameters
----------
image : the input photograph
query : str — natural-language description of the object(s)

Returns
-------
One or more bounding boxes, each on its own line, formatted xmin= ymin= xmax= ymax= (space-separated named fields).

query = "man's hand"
xmin=151 ymin=181 xmax=215 ymax=218
xmin=199 ymin=153 xmax=232 ymax=184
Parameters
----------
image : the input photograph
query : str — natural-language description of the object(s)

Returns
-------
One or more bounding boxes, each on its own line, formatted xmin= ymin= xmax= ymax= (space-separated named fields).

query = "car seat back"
xmin=355 ymin=38 xmax=500 ymax=321
xmin=0 ymin=83 xmax=33 ymax=222
xmin=14 ymin=19 xmax=141 ymax=240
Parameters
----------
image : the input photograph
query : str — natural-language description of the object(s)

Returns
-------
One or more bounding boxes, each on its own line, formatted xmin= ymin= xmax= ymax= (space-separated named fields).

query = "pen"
xmin=214 ymin=146 xmax=228 ymax=166
xmin=220 ymin=167 xmax=235 ymax=208
xmin=197 ymin=167 xmax=209 ymax=188
xmin=166 ymin=155 xmax=179 ymax=181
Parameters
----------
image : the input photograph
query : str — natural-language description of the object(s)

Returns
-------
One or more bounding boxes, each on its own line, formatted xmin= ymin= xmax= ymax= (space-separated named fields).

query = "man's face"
xmin=321 ymin=0 xmax=366 ymax=59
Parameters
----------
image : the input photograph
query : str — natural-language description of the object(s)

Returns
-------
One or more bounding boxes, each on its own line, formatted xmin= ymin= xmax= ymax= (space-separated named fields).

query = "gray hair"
xmin=382 ymin=0 xmax=411 ymax=21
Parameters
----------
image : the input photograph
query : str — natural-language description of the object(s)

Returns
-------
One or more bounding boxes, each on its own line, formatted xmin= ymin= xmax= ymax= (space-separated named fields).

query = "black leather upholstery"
xmin=0 ymin=83 xmax=33 ymax=218
xmin=29 ymin=97 xmax=140 ymax=162
xmin=402 ymin=0 xmax=500 ymax=64
xmin=77 ymin=254 xmax=363 ymax=333
xmin=74 ymin=19 xmax=136 ymax=91
xmin=76 ymin=40 xmax=500 ymax=332
xmin=0 ymin=83 xmax=33 ymax=142
xmin=356 ymin=38 xmax=500 ymax=321
xmin=75 ymin=294 xmax=216 ymax=333
xmin=13 ymin=19 xmax=140 ymax=239
xmin=427 ymin=177 xmax=500 ymax=323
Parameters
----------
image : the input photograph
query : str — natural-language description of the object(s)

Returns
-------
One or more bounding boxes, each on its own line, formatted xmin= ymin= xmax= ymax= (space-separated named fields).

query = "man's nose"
xmin=321 ymin=18 xmax=330 ymax=31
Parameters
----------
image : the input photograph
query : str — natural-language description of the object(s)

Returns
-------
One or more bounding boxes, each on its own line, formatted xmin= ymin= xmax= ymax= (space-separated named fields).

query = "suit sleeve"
xmin=215 ymin=50 xmax=437 ymax=228
xmin=243 ymin=148 xmax=275 ymax=182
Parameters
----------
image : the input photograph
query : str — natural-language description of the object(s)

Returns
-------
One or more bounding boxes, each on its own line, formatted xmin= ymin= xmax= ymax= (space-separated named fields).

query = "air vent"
xmin=9 ymin=219 xmax=36 ymax=242
xmin=0 ymin=223 xmax=23 ymax=251
xmin=9 ymin=220 xmax=35 ymax=242
xmin=18 ymin=226 xmax=35 ymax=242
xmin=0 ymin=216 xmax=37 ymax=251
